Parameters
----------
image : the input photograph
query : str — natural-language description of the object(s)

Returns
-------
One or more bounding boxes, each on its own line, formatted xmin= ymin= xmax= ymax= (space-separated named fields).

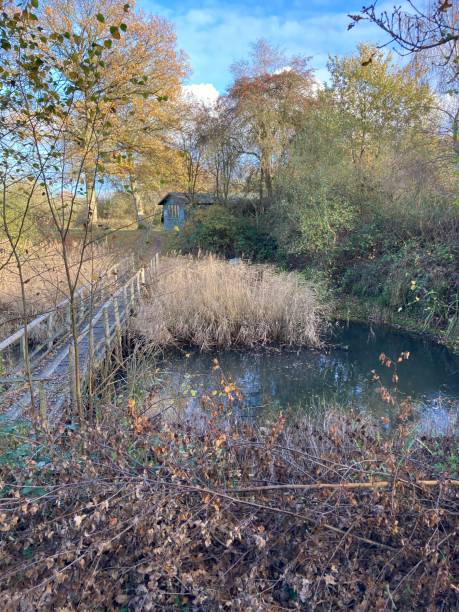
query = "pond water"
xmin=154 ymin=322 xmax=459 ymax=434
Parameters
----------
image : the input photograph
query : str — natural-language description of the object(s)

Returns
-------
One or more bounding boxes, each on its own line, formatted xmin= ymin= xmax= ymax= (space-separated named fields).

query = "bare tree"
xmin=350 ymin=2 xmax=459 ymax=63
xmin=203 ymin=99 xmax=243 ymax=204
xmin=228 ymin=39 xmax=315 ymax=216
xmin=0 ymin=1 xmax=136 ymax=421
xmin=175 ymin=101 xmax=211 ymax=201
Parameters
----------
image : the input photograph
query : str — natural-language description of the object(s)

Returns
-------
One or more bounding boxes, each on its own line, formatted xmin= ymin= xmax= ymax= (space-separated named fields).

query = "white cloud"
xmin=182 ymin=83 xmax=220 ymax=107
xmin=141 ymin=0 xmax=413 ymax=91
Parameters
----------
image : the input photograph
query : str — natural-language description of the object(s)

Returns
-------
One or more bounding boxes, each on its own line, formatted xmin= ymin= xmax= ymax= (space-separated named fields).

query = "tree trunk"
xmin=129 ymin=174 xmax=145 ymax=227
xmin=260 ymin=150 xmax=273 ymax=208
xmin=453 ymin=108 xmax=459 ymax=154
xmin=86 ymin=171 xmax=98 ymax=224
xmin=264 ymin=168 xmax=273 ymax=204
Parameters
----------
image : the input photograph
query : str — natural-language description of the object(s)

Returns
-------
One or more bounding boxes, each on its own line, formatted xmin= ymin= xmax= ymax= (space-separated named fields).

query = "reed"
xmin=0 ymin=241 xmax=117 ymax=340
xmin=134 ymin=254 xmax=327 ymax=350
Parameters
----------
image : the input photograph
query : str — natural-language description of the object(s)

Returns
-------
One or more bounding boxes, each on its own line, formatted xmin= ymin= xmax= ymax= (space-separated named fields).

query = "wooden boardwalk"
xmin=0 ymin=254 xmax=160 ymax=423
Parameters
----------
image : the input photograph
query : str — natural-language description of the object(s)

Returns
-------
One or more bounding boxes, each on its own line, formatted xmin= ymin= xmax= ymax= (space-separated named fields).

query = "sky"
xmin=138 ymin=0 xmax=397 ymax=101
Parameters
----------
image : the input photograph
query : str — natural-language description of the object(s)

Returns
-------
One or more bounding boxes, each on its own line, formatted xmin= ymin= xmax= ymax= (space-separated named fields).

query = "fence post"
xmin=113 ymin=297 xmax=122 ymax=358
xmin=78 ymin=288 xmax=85 ymax=323
xmin=155 ymin=252 xmax=160 ymax=274
xmin=38 ymin=380 xmax=47 ymax=429
xmin=102 ymin=276 xmax=109 ymax=303
xmin=113 ymin=264 xmax=119 ymax=291
xmin=87 ymin=320 xmax=95 ymax=420
xmin=103 ymin=305 xmax=111 ymax=355
xmin=19 ymin=334 xmax=26 ymax=369
xmin=129 ymin=280 xmax=135 ymax=310
xmin=122 ymin=285 xmax=128 ymax=321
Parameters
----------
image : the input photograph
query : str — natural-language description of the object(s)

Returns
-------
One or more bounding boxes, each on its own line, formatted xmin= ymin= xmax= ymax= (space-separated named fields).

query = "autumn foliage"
xmin=0 ymin=401 xmax=457 ymax=609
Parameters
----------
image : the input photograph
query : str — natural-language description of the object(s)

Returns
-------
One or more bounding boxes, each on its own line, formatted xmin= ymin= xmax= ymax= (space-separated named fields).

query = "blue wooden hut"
xmin=158 ymin=192 xmax=214 ymax=230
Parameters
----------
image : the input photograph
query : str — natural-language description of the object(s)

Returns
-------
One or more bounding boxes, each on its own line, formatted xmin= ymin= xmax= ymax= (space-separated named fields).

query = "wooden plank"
xmin=0 ymin=257 xmax=132 ymax=350
xmin=0 ymin=255 xmax=157 ymax=420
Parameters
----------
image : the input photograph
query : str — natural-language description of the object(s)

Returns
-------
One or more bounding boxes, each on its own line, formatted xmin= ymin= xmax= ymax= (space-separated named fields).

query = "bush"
xmin=170 ymin=205 xmax=277 ymax=261
xmin=1 ymin=407 xmax=457 ymax=609
xmin=97 ymin=192 xmax=135 ymax=222
xmin=339 ymin=238 xmax=459 ymax=331
xmin=233 ymin=222 xmax=277 ymax=261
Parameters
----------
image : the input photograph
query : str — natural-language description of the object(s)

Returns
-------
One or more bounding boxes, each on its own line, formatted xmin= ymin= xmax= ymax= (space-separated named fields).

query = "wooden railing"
xmin=0 ymin=253 xmax=161 ymax=420
xmin=0 ymin=255 xmax=135 ymax=375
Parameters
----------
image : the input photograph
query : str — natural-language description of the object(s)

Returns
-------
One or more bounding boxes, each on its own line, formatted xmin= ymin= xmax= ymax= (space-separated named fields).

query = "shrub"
xmin=0 ymin=406 xmax=457 ymax=609
xmin=233 ymin=222 xmax=277 ymax=261
xmin=338 ymin=238 xmax=459 ymax=331
xmin=170 ymin=205 xmax=277 ymax=261
xmin=134 ymin=254 xmax=326 ymax=349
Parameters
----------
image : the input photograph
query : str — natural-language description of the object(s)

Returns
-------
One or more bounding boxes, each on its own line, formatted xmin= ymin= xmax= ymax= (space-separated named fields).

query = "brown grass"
xmin=0 ymin=240 xmax=121 ymax=340
xmin=134 ymin=254 xmax=326 ymax=349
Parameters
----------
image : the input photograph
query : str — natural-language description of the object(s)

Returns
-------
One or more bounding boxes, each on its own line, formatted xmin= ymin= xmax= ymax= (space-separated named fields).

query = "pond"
xmin=153 ymin=322 xmax=459 ymax=434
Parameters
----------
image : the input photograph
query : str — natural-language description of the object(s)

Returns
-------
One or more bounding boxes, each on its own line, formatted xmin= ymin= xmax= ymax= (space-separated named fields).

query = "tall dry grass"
xmin=134 ymin=255 xmax=326 ymax=349
xmin=0 ymin=241 xmax=121 ymax=340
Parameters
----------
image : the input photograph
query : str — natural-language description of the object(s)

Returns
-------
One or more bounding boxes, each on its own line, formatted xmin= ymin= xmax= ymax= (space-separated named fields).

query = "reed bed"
xmin=0 ymin=241 xmax=120 ymax=340
xmin=134 ymin=254 xmax=327 ymax=349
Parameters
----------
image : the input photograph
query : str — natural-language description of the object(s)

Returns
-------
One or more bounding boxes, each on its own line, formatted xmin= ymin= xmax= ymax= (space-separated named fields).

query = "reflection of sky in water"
xmin=156 ymin=322 xmax=459 ymax=435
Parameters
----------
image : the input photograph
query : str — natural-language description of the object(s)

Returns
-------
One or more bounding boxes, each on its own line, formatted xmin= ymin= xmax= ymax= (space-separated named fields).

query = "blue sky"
xmin=138 ymin=0 xmax=393 ymax=95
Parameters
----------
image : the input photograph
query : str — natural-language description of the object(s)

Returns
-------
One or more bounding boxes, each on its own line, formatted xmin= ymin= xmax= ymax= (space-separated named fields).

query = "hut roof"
xmin=158 ymin=192 xmax=215 ymax=206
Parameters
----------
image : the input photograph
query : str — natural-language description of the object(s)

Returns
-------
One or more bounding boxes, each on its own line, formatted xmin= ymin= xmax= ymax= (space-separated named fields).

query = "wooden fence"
xmin=0 ymin=253 xmax=161 ymax=421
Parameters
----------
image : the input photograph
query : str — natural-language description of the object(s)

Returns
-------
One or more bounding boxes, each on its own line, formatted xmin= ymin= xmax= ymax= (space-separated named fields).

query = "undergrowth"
xmin=0 ymin=392 xmax=457 ymax=609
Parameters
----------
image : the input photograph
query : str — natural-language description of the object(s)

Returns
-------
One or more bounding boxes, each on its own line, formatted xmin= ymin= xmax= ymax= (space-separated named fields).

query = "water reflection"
xmin=155 ymin=322 xmax=459 ymax=434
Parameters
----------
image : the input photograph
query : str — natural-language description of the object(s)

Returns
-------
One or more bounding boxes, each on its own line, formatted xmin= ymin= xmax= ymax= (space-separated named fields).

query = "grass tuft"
xmin=134 ymin=254 xmax=327 ymax=350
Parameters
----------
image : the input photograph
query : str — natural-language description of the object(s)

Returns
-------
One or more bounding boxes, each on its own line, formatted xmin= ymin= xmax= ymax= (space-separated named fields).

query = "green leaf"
xmin=103 ymin=39 xmax=112 ymax=49
xmin=30 ymin=0 xmax=39 ymax=7
xmin=119 ymin=23 xmax=127 ymax=32
xmin=96 ymin=13 xmax=105 ymax=23
xmin=110 ymin=26 xmax=120 ymax=40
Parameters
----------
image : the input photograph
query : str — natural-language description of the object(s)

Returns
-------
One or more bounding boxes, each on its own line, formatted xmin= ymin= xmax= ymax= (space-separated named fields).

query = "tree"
xmin=274 ymin=45 xmax=448 ymax=259
xmin=227 ymin=40 xmax=315 ymax=216
xmin=0 ymin=0 xmax=137 ymax=418
xmin=409 ymin=8 xmax=459 ymax=153
xmin=41 ymin=0 xmax=187 ymax=223
xmin=201 ymin=97 xmax=243 ymax=205
xmin=110 ymin=93 xmax=185 ymax=226
xmin=351 ymin=1 xmax=459 ymax=62
xmin=175 ymin=100 xmax=212 ymax=200
xmin=328 ymin=45 xmax=434 ymax=173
